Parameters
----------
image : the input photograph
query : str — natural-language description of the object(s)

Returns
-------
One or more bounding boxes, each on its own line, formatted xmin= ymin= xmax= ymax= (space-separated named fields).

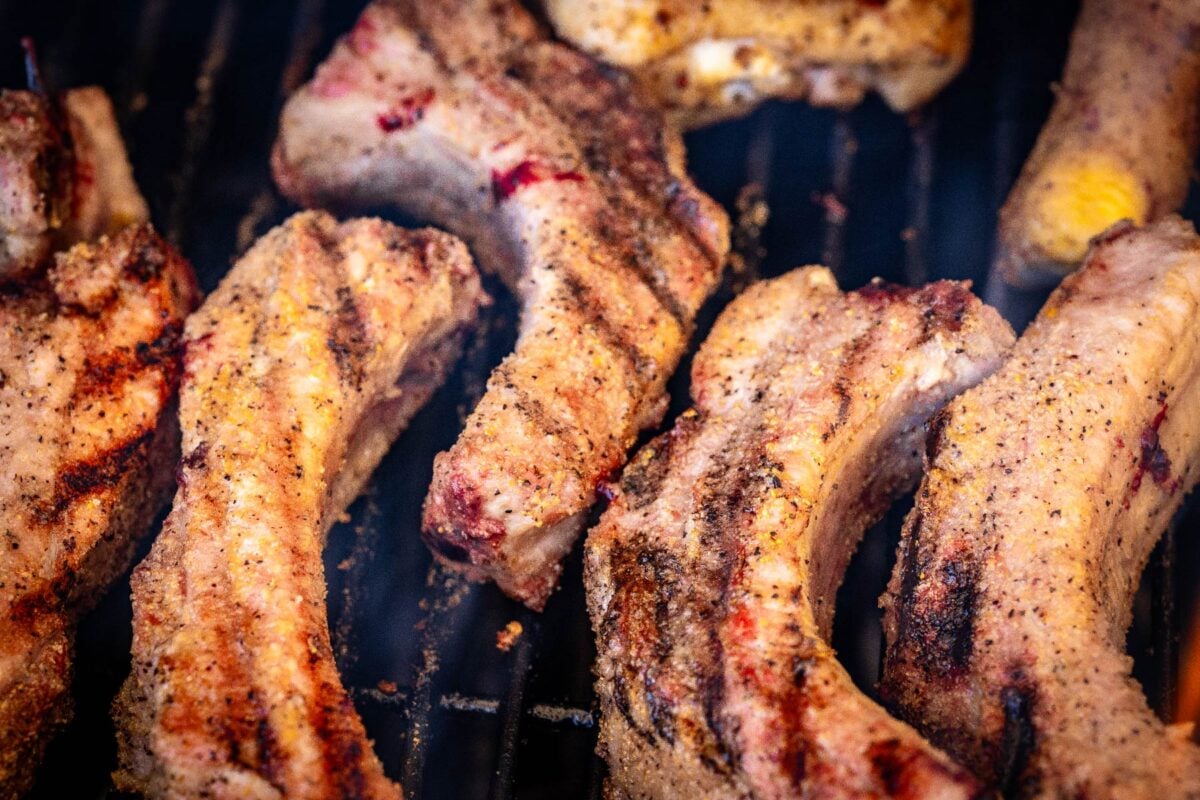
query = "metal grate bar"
xmin=332 ymin=491 xmax=385 ymax=674
xmin=821 ymin=113 xmax=856 ymax=274
xmin=491 ymin=609 xmax=538 ymax=800
xmin=165 ymin=0 xmax=239 ymax=247
xmin=39 ymin=0 xmax=86 ymax=88
xmin=234 ymin=0 xmax=326 ymax=253
xmin=115 ymin=0 xmax=172 ymax=123
xmin=904 ymin=111 xmax=936 ymax=286
xmin=402 ymin=566 xmax=471 ymax=797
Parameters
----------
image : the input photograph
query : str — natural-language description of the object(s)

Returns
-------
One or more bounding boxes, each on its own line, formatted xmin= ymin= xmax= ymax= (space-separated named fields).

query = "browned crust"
xmin=544 ymin=0 xmax=972 ymax=127
xmin=0 ymin=224 xmax=197 ymax=798
xmin=115 ymin=212 xmax=483 ymax=799
xmin=588 ymin=268 xmax=1012 ymax=798
xmin=883 ymin=217 xmax=1200 ymax=796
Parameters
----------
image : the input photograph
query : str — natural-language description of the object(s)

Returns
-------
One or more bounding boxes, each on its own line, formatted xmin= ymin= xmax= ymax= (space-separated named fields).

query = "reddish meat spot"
xmin=376 ymin=88 xmax=435 ymax=133
xmin=920 ymin=282 xmax=970 ymax=332
xmin=182 ymin=332 xmax=214 ymax=381
xmin=71 ymin=158 xmax=95 ymax=216
xmin=490 ymin=160 xmax=585 ymax=202
xmin=1127 ymin=402 xmax=1177 ymax=506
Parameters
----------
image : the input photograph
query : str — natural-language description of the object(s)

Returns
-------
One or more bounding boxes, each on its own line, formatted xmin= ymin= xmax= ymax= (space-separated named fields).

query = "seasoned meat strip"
xmin=881 ymin=217 xmax=1200 ymax=797
xmin=0 ymin=87 xmax=148 ymax=279
xmin=587 ymin=267 xmax=1012 ymax=799
xmin=545 ymin=0 xmax=972 ymax=128
xmin=994 ymin=0 xmax=1200 ymax=288
xmin=272 ymin=0 xmax=729 ymax=609
xmin=0 ymin=224 xmax=197 ymax=799
xmin=114 ymin=212 xmax=483 ymax=800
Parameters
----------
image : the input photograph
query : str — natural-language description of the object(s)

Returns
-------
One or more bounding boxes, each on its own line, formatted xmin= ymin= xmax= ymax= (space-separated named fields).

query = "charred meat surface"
xmin=544 ymin=0 xmax=971 ymax=129
xmin=272 ymin=0 xmax=729 ymax=609
xmin=587 ymin=267 xmax=1013 ymax=799
xmin=0 ymin=87 xmax=149 ymax=280
xmin=882 ymin=217 xmax=1200 ymax=797
xmin=994 ymin=0 xmax=1200 ymax=288
xmin=114 ymin=212 xmax=484 ymax=799
xmin=0 ymin=224 xmax=197 ymax=799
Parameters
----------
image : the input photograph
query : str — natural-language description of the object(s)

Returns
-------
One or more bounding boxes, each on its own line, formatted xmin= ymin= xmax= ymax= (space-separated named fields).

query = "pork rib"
xmin=113 ymin=212 xmax=484 ymax=799
xmin=587 ymin=267 xmax=1012 ymax=799
xmin=0 ymin=224 xmax=197 ymax=798
xmin=0 ymin=87 xmax=148 ymax=279
xmin=544 ymin=0 xmax=972 ymax=128
xmin=881 ymin=217 xmax=1200 ymax=797
xmin=272 ymin=0 xmax=729 ymax=609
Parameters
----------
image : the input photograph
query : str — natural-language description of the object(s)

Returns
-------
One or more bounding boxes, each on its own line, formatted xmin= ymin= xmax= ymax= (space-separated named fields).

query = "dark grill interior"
xmin=2 ymin=1 xmax=1198 ymax=797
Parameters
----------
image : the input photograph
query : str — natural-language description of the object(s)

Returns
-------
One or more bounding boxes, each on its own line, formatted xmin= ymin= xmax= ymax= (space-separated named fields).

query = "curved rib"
xmin=271 ymin=0 xmax=729 ymax=608
xmin=588 ymin=268 xmax=1012 ymax=799
xmin=882 ymin=217 xmax=1200 ymax=797
xmin=114 ymin=212 xmax=484 ymax=799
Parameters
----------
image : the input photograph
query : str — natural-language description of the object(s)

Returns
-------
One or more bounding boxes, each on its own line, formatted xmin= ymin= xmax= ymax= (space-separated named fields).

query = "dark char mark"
xmin=557 ymin=269 xmax=657 ymax=384
xmin=619 ymin=416 xmax=700 ymax=511
xmin=890 ymin=507 xmax=982 ymax=678
xmin=591 ymin=211 xmax=690 ymax=329
xmin=76 ymin=321 xmax=184 ymax=397
xmin=604 ymin=542 xmax=680 ymax=745
xmin=39 ymin=427 xmax=156 ymax=521
xmin=327 ymin=284 xmax=370 ymax=388
xmin=998 ymin=678 xmax=1038 ymax=796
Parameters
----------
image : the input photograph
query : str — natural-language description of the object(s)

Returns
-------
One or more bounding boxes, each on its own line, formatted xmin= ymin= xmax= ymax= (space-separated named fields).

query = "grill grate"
xmin=1 ymin=1 xmax=1197 ymax=798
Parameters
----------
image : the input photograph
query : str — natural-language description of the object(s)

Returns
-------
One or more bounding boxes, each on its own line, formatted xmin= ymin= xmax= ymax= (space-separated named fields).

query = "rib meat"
xmin=0 ymin=87 xmax=148 ymax=279
xmin=272 ymin=0 xmax=729 ymax=609
xmin=881 ymin=217 xmax=1200 ymax=797
xmin=0 ymin=224 xmax=197 ymax=798
xmin=587 ymin=267 xmax=1013 ymax=799
xmin=544 ymin=0 xmax=972 ymax=129
xmin=114 ymin=211 xmax=484 ymax=799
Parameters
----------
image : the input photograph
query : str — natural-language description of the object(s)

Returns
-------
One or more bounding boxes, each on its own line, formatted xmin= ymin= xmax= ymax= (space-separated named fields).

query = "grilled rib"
xmin=0 ymin=224 xmax=197 ymax=798
xmin=881 ymin=217 xmax=1200 ymax=797
xmin=544 ymin=0 xmax=971 ymax=129
xmin=587 ymin=267 xmax=1013 ymax=799
xmin=993 ymin=0 xmax=1200 ymax=289
xmin=272 ymin=0 xmax=729 ymax=609
xmin=0 ymin=87 xmax=149 ymax=279
xmin=114 ymin=211 xmax=484 ymax=799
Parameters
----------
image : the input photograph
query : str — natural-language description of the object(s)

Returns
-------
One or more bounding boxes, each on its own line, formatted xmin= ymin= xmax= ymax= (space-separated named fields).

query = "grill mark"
xmin=824 ymin=324 xmax=877 ymax=441
xmin=935 ymin=557 xmax=979 ymax=673
xmin=504 ymin=379 xmax=585 ymax=456
xmin=509 ymin=47 xmax=719 ymax=279
xmin=38 ymin=427 xmax=156 ymax=521
xmin=618 ymin=418 xmax=697 ymax=511
xmin=557 ymin=269 xmax=657 ymax=384
xmin=694 ymin=440 xmax=779 ymax=773
xmin=591 ymin=210 xmax=690 ymax=329
xmin=327 ymin=283 xmax=370 ymax=388
xmin=308 ymin=677 xmax=370 ymax=799
xmin=998 ymin=678 xmax=1038 ymax=796
xmin=893 ymin=510 xmax=925 ymax=651
xmin=74 ymin=320 xmax=184 ymax=397
xmin=604 ymin=541 xmax=673 ymax=746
